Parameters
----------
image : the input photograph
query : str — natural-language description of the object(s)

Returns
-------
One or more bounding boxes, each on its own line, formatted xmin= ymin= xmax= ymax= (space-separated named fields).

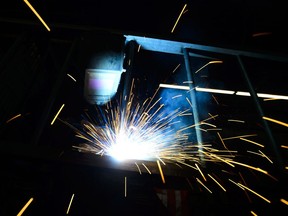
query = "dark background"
xmin=0 ymin=1 xmax=288 ymax=215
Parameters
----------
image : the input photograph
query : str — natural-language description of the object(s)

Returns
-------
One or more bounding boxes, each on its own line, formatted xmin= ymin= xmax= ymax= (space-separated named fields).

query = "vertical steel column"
xmin=237 ymin=55 xmax=284 ymax=169
xmin=183 ymin=48 xmax=204 ymax=162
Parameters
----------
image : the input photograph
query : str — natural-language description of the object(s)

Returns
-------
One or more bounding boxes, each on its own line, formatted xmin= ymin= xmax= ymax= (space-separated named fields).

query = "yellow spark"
xmin=281 ymin=145 xmax=288 ymax=149
xmin=201 ymin=122 xmax=217 ymax=128
xmin=67 ymin=74 xmax=77 ymax=82
xmin=157 ymin=160 xmax=165 ymax=184
xmin=222 ymin=134 xmax=257 ymax=141
xmin=142 ymin=163 xmax=151 ymax=174
xmin=194 ymin=60 xmax=223 ymax=74
xmin=135 ymin=162 xmax=142 ymax=174
xmin=137 ymin=44 xmax=141 ymax=52
xmin=200 ymin=150 xmax=235 ymax=167
xmin=280 ymin=198 xmax=288 ymax=205
xmin=173 ymin=63 xmax=181 ymax=73
xmin=247 ymin=150 xmax=262 ymax=157
xmin=208 ymin=174 xmax=226 ymax=191
xmin=250 ymin=210 xmax=258 ymax=216
xmin=177 ymin=161 xmax=197 ymax=170
xmin=157 ymin=157 xmax=166 ymax=165
xmin=51 ymin=104 xmax=65 ymax=125
xmin=208 ymin=113 xmax=217 ymax=120
xmin=263 ymin=116 xmax=288 ymax=127
xmin=17 ymin=197 xmax=33 ymax=216
xmin=195 ymin=163 xmax=206 ymax=181
xmin=238 ymin=182 xmax=271 ymax=203
xmin=124 ymin=177 xmax=127 ymax=197
xmin=66 ymin=194 xmax=75 ymax=214
xmin=197 ymin=128 xmax=207 ymax=132
xmin=229 ymin=161 xmax=268 ymax=174
xmin=217 ymin=132 xmax=228 ymax=149
xmin=240 ymin=138 xmax=264 ymax=148
xmin=23 ymin=0 xmax=50 ymax=31
xmin=196 ymin=178 xmax=212 ymax=193
xmin=228 ymin=179 xmax=245 ymax=190
xmin=258 ymin=150 xmax=273 ymax=163
xmin=171 ymin=4 xmax=187 ymax=33
xmin=6 ymin=114 xmax=21 ymax=123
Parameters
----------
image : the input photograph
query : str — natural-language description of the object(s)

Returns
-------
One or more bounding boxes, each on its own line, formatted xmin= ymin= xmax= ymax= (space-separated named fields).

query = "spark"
xmin=237 ymin=182 xmax=271 ymax=203
xmin=17 ymin=197 xmax=33 ymax=216
xmin=183 ymin=81 xmax=193 ymax=84
xmin=23 ymin=0 xmax=50 ymax=31
xmin=142 ymin=163 xmax=151 ymax=174
xmin=200 ymin=122 xmax=217 ymax=128
xmin=135 ymin=162 xmax=142 ymax=174
xmin=239 ymin=172 xmax=252 ymax=203
xmin=222 ymin=134 xmax=257 ymax=141
xmin=258 ymin=150 xmax=273 ymax=163
xmin=207 ymin=174 xmax=226 ymax=191
xmin=157 ymin=160 xmax=165 ymax=184
xmin=228 ymin=179 xmax=245 ymax=190
xmin=137 ymin=44 xmax=141 ymax=52
xmin=228 ymin=119 xmax=245 ymax=123
xmin=172 ymin=64 xmax=181 ymax=73
xmin=229 ymin=161 xmax=268 ymax=174
xmin=63 ymin=78 xmax=283 ymax=208
xmin=66 ymin=194 xmax=75 ymax=215
xmin=217 ymin=132 xmax=228 ymax=150
xmin=250 ymin=210 xmax=258 ymax=216
xmin=240 ymin=138 xmax=264 ymax=148
xmin=171 ymin=4 xmax=187 ymax=33
xmin=194 ymin=60 xmax=223 ymax=74
xmin=51 ymin=104 xmax=65 ymax=125
xmin=280 ymin=198 xmax=288 ymax=205
xmin=200 ymin=150 xmax=235 ymax=167
xmin=195 ymin=163 xmax=206 ymax=181
xmin=208 ymin=113 xmax=218 ymax=120
xmin=281 ymin=145 xmax=288 ymax=149
xmin=67 ymin=74 xmax=77 ymax=82
xmin=6 ymin=114 xmax=21 ymax=123
xmin=124 ymin=177 xmax=127 ymax=197
xmin=263 ymin=116 xmax=288 ymax=127
xmin=172 ymin=94 xmax=182 ymax=99
xmin=206 ymin=128 xmax=222 ymax=131
xmin=196 ymin=178 xmax=212 ymax=193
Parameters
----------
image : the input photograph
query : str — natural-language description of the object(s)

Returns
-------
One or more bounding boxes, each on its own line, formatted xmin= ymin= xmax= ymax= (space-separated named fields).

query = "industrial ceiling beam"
xmin=125 ymin=35 xmax=288 ymax=63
